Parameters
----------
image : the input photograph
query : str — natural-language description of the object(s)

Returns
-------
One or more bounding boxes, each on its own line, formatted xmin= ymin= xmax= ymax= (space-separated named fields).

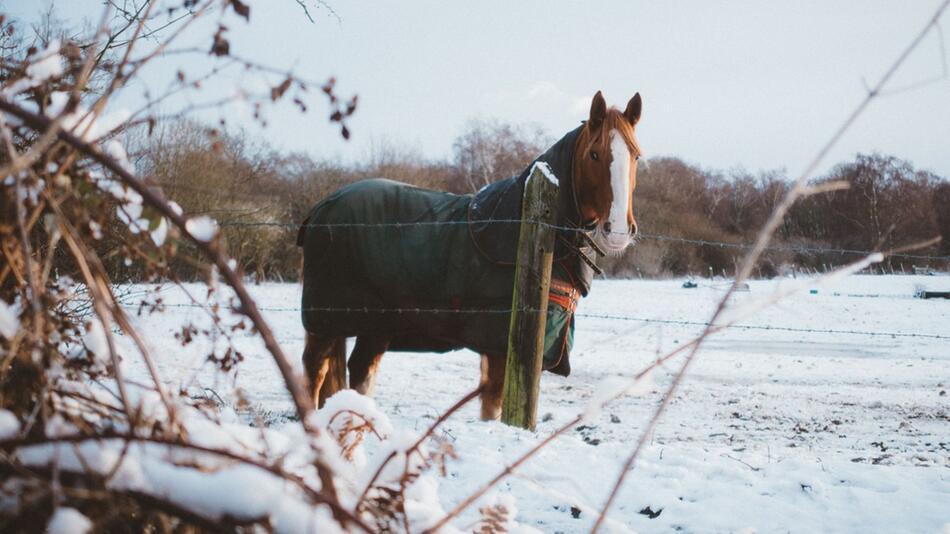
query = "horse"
xmin=297 ymin=91 xmax=643 ymax=419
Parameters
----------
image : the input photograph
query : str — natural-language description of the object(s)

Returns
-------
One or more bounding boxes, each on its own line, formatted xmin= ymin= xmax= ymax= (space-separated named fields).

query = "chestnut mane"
xmin=580 ymin=108 xmax=641 ymax=158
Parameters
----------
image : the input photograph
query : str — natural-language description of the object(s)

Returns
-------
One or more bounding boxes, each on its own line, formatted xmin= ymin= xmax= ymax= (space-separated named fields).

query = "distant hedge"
xmin=111 ymin=121 xmax=948 ymax=282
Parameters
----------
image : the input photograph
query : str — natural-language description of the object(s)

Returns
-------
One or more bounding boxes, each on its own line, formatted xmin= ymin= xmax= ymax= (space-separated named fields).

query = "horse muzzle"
xmin=597 ymin=221 xmax=634 ymax=253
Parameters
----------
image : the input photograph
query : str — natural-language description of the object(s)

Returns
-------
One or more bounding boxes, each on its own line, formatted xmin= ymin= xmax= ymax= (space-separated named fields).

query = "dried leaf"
xmin=271 ymin=78 xmax=292 ymax=101
xmin=210 ymin=26 xmax=230 ymax=56
xmin=474 ymin=501 xmax=512 ymax=533
xmin=230 ymin=0 xmax=250 ymax=20
xmin=61 ymin=41 xmax=81 ymax=60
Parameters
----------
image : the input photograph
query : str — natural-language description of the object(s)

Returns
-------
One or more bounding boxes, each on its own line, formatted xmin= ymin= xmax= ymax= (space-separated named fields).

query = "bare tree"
xmin=452 ymin=118 xmax=549 ymax=191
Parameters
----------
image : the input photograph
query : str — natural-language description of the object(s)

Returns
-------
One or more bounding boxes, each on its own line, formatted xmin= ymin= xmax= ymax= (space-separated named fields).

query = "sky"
xmin=6 ymin=0 xmax=950 ymax=178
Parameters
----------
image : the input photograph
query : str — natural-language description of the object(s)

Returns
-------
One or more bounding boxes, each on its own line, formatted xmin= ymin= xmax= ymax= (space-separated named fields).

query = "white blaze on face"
xmin=604 ymin=129 xmax=632 ymax=251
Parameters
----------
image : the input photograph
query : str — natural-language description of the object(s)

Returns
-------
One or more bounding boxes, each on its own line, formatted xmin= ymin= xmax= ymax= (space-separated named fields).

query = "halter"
xmin=468 ymin=124 xmax=605 ymax=294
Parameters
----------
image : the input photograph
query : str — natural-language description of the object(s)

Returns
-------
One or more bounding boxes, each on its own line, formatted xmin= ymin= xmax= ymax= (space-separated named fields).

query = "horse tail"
xmin=297 ymin=214 xmax=312 ymax=287
xmin=296 ymin=215 xmax=310 ymax=247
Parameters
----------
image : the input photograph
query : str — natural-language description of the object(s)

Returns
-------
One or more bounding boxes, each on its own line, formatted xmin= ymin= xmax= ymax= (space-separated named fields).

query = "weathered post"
xmin=501 ymin=162 xmax=558 ymax=430
xmin=318 ymin=338 xmax=347 ymax=407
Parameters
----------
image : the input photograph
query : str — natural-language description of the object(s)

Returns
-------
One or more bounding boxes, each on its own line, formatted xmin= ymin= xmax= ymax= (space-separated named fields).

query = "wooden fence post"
xmin=501 ymin=162 xmax=558 ymax=430
xmin=318 ymin=338 xmax=347 ymax=407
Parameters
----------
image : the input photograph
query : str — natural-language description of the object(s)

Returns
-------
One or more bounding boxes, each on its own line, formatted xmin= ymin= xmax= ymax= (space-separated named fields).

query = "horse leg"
xmin=302 ymin=333 xmax=344 ymax=408
xmin=319 ymin=337 xmax=348 ymax=407
xmin=479 ymin=353 xmax=507 ymax=421
xmin=347 ymin=336 xmax=390 ymax=396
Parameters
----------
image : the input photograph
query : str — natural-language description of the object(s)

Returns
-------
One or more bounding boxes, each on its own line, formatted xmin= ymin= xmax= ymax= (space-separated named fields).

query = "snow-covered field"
xmin=120 ymin=274 xmax=949 ymax=533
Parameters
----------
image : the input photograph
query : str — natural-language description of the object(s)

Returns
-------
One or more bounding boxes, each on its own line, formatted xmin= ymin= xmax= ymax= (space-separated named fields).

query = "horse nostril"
xmin=603 ymin=222 xmax=612 ymax=235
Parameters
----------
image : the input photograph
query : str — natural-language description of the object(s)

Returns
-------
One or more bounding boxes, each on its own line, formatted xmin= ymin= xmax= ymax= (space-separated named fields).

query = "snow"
xmin=44 ymin=92 xmax=131 ymax=141
xmin=309 ymin=390 xmax=393 ymax=469
xmin=88 ymin=220 xmax=103 ymax=239
xmin=16 ymin=382 xmax=350 ymax=532
xmin=471 ymin=493 xmax=540 ymax=534
xmin=2 ymin=40 xmax=63 ymax=95
xmin=108 ymin=274 xmax=949 ymax=531
xmin=716 ymin=252 xmax=884 ymax=328
xmin=17 ymin=437 xmax=342 ymax=534
xmin=87 ymin=162 xmax=168 ymax=242
xmin=13 ymin=383 xmax=473 ymax=533
xmin=81 ymin=318 xmax=113 ymax=371
xmin=0 ymin=297 xmax=19 ymax=339
xmin=104 ymin=140 xmax=134 ymax=174
xmin=530 ymin=161 xmax=558 ymax=186
xmin=25 ymin=40 xmax=64 ymax=83
xmin=150 ymin=217 xmax=169 ymax=246
xmin=47 ymin=507 xmax=92 ymax=534
xmin=0 ymin=409 xmax=20 ymax=440
xmin=582 ymin=370 xmax=654 ymax=421
xmin=186 ymin=216 xmax=219 ymax=242
xmin=44 ymin=413 xmax=79 ymax=438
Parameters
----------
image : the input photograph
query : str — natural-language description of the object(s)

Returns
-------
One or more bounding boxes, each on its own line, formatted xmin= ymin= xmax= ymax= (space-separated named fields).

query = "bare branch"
xmin=590 ymin=3 xmax=950 ymax=529
xmin=0 ymin=98 xmax=316 ymax=425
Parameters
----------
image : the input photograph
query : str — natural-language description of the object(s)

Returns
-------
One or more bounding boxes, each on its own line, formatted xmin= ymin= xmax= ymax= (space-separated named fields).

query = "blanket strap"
xmin=548 ymin=279 xmax=579 ymax=313
xmin=543 ymin=278 xmax=578 ymax=374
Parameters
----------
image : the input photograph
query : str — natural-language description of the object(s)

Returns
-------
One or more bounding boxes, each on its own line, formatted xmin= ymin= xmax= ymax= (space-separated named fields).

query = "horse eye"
xmin=591 ymin=151 xmax=599 ymax=161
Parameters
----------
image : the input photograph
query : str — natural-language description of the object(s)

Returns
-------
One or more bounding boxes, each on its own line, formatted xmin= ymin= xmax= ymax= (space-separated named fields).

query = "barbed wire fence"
xmin=207 ymin=217 xmax=950 ymax=263
xmin=129 ymin=208 xmax=949 ymax=385
xmin=130 ymin=300 xmax=950 ymax=341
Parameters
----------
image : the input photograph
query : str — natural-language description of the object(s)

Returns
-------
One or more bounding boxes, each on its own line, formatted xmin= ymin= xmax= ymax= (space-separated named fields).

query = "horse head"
xmin=572 ymin=91 xmax=643 ymax=255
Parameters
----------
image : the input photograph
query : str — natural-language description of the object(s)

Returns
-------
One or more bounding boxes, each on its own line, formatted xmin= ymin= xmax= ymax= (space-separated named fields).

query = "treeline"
xmin=111 ymin=120 xmax=949 ymax=281
xmin=604 ymin=153 xmax=949 ymax=277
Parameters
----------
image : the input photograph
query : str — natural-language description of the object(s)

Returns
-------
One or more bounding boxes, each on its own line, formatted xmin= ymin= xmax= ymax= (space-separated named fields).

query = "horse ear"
xmin=624 ymin=93 xmax=642 ymax=125
xmin=589 ymin=90 xmax=607 ymax=130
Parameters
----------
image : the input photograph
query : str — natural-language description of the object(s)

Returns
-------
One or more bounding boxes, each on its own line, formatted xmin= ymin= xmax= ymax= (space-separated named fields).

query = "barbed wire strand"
xmin=128 ymin=301 xmax=950 ymax=340
xmin=211 ymin=218 xmax=950 ymax=261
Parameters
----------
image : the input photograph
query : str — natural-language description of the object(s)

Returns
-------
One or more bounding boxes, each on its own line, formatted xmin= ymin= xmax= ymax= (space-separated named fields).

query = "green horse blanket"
xmin=298 ymin=127 xmax=594 ymax=375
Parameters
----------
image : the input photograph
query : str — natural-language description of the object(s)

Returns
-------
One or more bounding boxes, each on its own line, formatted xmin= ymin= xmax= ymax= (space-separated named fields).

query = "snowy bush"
xmin=0 ymin=4 xmax=540 ymax=531
xmin=0 ymin=2 xmax=350 ymax=530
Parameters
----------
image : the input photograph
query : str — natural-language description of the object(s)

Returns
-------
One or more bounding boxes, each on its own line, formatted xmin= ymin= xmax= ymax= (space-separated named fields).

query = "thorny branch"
xmin=0 ymin=97 xmax=316 ymax=426
xmin=0 ymin=1 xmax=367 ymax=530
xmin=0 ymin=432 xmax=373 ymax=533
xmin=356 ymin=387 xmax=482 ymax=509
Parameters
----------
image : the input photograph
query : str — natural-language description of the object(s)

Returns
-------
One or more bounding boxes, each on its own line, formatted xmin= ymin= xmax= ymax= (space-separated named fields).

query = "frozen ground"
xmin=119 ymin=274 xmax=949 ymax=533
